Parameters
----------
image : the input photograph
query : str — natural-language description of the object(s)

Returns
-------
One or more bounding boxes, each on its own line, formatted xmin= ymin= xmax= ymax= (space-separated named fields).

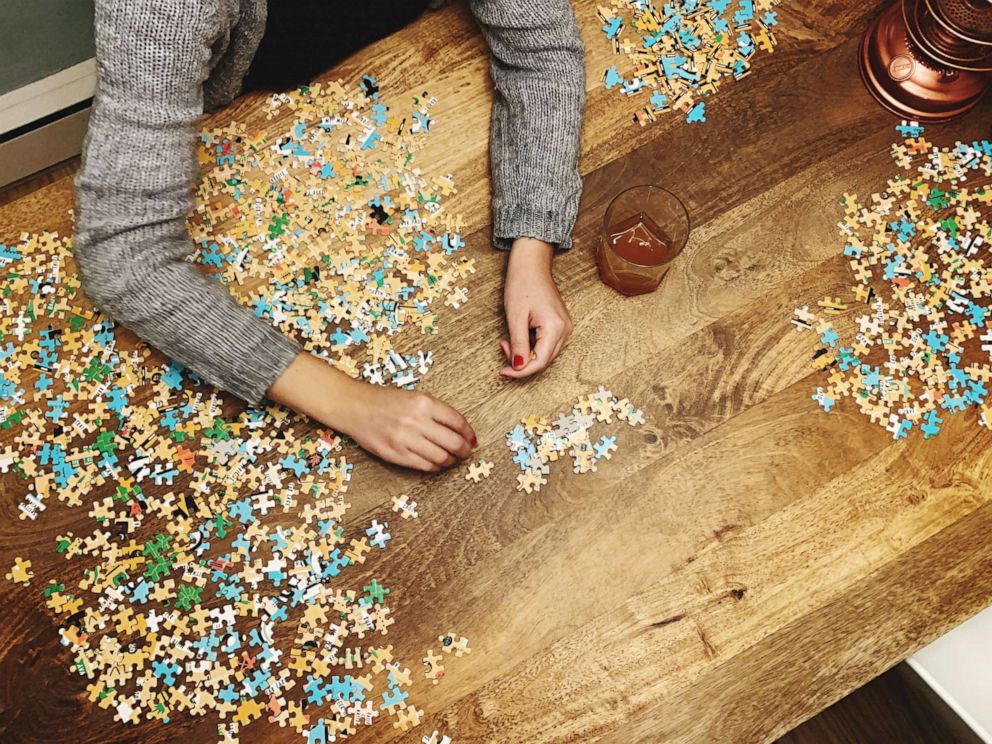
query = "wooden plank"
xmin=618 ymin=447 xmax=992 ymax=743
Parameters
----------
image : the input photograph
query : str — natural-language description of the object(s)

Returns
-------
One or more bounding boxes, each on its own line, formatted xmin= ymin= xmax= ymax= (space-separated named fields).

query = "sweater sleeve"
xmin=469 ymin=0 xmax=586 ymax=251
xmin=75 ymin=0 xmax=300 ymax=405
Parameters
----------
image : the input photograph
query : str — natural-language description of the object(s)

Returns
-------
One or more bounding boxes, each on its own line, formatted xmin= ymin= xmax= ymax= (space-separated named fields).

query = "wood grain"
xmin=2 ymin=1 xmax=992 ymax=743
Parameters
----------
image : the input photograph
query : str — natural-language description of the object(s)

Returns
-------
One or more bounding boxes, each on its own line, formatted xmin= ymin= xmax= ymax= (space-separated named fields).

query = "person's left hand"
xmin=500 ymin=237 xmax=573 ymax=379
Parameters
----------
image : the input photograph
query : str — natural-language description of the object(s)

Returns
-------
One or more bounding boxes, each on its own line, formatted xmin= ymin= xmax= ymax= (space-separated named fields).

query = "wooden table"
xmin=2 ymin=2 xmax=992 ymax=742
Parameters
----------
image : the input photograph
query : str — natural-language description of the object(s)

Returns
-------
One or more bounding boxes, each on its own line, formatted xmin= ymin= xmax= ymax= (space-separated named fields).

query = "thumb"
xmin=508 ymin=313 xmax=531 ymax=371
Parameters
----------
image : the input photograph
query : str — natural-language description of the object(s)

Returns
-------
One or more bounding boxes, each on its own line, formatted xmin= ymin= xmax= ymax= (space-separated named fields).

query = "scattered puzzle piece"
xmin=6 ymin=557 xmax=33 ymax=585
xmin=390 ymin=494 xmax=419 ymax=520
xmin=438 ymin=632 xmax=471 ymax=658
xmin=422 ymin=650 xmax=445 ymax=685
xmin=464 ymin=459 xmax=493 ymax=483
xmin=423 ymin=731 xmax=453 ymax=744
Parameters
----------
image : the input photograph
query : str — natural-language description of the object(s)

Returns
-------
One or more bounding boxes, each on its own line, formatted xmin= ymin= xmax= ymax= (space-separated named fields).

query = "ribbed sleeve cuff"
xmin=493 ymin=203 xmax=576 ymax=252
xmin=226 ymin=325 xmax=301 ymax=406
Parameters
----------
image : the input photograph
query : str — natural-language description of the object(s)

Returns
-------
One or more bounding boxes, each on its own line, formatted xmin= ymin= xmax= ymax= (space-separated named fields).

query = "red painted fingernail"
xmin=513 ymin=355 xmax=524 ymax=369
xmin=471 ymin=436 xmax=478 ymax=447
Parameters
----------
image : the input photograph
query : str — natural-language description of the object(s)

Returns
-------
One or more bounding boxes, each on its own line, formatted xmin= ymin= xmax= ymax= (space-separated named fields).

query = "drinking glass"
xmin=597 ymin=185 xmax=690 ymax=296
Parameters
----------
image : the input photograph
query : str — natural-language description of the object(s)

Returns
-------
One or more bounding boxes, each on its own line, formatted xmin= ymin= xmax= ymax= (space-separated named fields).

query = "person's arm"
xmin=268 ymin=354 xmax=477 ymax=472
xmin=469 ymin=0 xmax=585 ymax=377
xmin=76 ymin=0 xmax=299 ymax=405
xmin=76 ymin=0 xmax=477 ymax=470
xmin=470 ymin=0 xmax=585 ymax=251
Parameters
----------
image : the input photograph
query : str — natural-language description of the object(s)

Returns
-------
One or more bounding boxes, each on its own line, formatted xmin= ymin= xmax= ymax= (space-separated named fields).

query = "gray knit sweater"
xmin=75 ymin=0 xmax=585 ymax=404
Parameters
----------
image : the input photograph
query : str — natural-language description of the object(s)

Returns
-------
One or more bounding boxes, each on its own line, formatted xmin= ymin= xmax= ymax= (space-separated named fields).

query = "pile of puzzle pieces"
xmin=794 ymin=121 xmax=992 ymax=440
xmin=0 ymin=76 xmax=470 ymax=742
xmin=598 ymin=0 xmax=784 ymax=125
xmin=192 ymin=75 xmax=473 ymax=379
xmin=506 ymin=387 xmax=646 ymax=493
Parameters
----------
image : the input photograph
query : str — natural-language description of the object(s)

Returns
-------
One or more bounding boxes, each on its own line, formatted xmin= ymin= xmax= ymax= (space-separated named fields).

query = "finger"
xmin=502 ymin=332 xmax=554 ymax=379
xmin=531 ymin=323 xmax=561 ymax=370
xmin=431 ymin=401 xmax=477 ymax=447
xmin=502 ymin=319 xmax=559 ymax=378
xmin=500 ymin=339 xmax=554 ymax=380
xmin=507 ymin=312 xmax=532 ymax=373
xmin=410 ymin=438 xmax=457 ymax=469
xmin=425 ymin=421 xmax=472 ymax=459
xmin=499 ymin=339 xmax=511 ymax=362
xmin=551 ymin=320 xmax=572 ymax=362
xmin=500 ymin=342 xmax=533 ymax=378
xmin=401 ymin=452 xmax=441 ymax=472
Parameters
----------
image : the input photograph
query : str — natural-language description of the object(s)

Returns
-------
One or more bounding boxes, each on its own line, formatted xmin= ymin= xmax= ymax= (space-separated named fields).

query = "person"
xmin=74 ymin=0 xmax=585 ymax=472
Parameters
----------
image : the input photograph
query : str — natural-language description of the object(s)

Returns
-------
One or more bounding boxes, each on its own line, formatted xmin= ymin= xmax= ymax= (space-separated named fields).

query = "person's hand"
xmin=500 ymin=237 xmax=572 ymax=379
xmin=268 ymin=352 xmax=476 ymax=472
xmin=341 ymin=384 xmax=477 ymax=471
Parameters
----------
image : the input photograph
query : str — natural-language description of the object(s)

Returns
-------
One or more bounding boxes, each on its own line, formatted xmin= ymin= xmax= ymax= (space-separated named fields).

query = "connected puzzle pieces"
xmin=464 ymin=458 xmax=494 ymax=483
xmin=506 ymin=387 xmax=646 ymax=493
xmin=438 ymin=631 xmax=471 ymax=658
xmin=794 ymin=121 xmax=992 ymax=440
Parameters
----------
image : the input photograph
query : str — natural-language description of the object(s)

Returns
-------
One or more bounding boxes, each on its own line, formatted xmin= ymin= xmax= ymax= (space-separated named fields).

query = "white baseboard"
xmin=908 ymin=604 xmax=992 ymax=743
xmin=0 ymin=106 xmax=89 ymax=189
xmin=0 ymin=58 xmax=96 ymax=137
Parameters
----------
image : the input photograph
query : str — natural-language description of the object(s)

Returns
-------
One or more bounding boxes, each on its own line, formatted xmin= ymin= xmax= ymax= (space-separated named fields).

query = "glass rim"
xmin=602 ymin=184 xmax=691 ymax=269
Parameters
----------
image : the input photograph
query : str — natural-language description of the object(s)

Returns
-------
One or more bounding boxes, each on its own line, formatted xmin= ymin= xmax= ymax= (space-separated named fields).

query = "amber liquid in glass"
xmin=598 ymin=211 xmax=678 ymax=295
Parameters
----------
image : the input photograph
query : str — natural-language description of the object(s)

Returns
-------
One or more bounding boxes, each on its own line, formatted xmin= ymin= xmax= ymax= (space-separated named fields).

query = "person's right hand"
xmin=268 ymin=352 xmax=476 ymax=472
xmin=342 ymin=384 xmax=476 ymax=471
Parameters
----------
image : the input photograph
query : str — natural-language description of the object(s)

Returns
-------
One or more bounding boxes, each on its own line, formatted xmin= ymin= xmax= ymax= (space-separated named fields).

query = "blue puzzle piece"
xmin=813 ymin=392 xmax=836 ymax=413
xmin=602 ymin=16 xmax=622 ymax=38
xmin=228 ymin=498 xmax=255 ymax=525
xmin=330 ymin=675 xmax=364 ymax=703
xmin=371 ymin=102 xmax=389 ymax=126
xmin=218 ymin=684 xmax=239 ymax=704
xmin=305 ymin=675 xmax=330 ymax=705
xmin=381 ymin=686 xmax=409 ymax=709
xmin=593 ymin=435 xmax=617 ymax=459
xmin=921 ymin=410 xmax=943 ymax=439
xmin=307 ymin=719 xmax=328 ymax=744
xmin=896 ymin=121 xmax=925 ymax=138
xmin=603 ymin=66 xmax=624 ymax=90
xmin=924 ymin=329 xmax=949 ymax=353
xmin=152 ymin=659 xmax=181 ymax=686
xmin=733 ymin=0 xmax=755 ymax=25
xmin=893 ymin=418 xmax=912 ymax=440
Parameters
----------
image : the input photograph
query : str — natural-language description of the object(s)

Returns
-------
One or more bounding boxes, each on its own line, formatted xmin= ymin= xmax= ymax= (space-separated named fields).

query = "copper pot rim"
xmin=921 ymin=0 xmax=992 ymax=47
xmin=907 ymin=0 xmax=992 ymax=71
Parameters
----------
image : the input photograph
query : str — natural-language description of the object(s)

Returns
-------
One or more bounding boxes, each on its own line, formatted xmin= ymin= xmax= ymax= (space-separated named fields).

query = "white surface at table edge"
xmin=908 ymin=604 xmax=992 ymax=743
